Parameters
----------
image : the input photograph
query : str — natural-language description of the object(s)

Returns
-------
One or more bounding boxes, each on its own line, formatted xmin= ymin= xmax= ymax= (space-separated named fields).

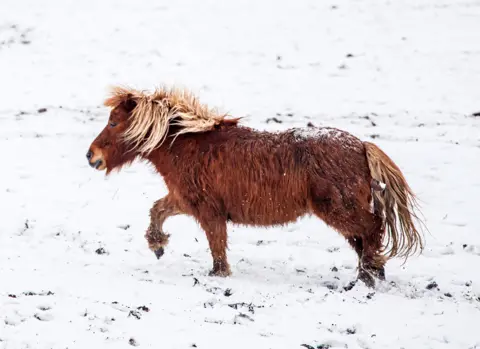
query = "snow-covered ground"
xmin=1 ymin=0 xmax=480 ymax=348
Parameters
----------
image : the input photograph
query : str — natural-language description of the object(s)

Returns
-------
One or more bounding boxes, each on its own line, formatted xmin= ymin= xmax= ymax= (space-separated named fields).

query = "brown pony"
xmin=86 ymin=85 xmax=425 ymax=288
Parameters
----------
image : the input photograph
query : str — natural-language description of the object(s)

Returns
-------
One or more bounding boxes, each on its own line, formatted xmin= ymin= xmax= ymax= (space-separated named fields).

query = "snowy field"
xmin=1 ymin=0 xmax=480 ymax=348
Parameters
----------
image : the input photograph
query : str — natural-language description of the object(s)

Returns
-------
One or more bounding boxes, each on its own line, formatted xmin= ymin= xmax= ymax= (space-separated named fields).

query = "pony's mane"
xmin=104 ymin=85 xmax=234 ymax=155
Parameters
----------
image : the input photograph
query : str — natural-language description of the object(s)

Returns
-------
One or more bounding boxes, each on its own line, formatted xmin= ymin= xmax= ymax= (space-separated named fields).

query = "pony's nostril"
xmin=86 ymin=150 xmax=92 ymax=160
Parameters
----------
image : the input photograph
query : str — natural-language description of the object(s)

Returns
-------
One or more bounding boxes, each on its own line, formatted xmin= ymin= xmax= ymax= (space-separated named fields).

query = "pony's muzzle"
xmin=89 ymin=159 xmax=103 ymax=169
xmin=86 ymin=148 xmax=106 ymax=171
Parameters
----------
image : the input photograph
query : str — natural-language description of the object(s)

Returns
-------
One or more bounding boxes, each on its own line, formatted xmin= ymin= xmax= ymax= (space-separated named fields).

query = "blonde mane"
xmin=104 ymin=85 xmax=232 ymax=155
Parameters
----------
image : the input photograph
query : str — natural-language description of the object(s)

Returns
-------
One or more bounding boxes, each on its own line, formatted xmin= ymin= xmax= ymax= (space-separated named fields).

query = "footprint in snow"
xmin=34 ymin=312 xmax=54 ymax=321
xmin=37 ymin=304 xmax=52 ymax=311
xmin=463 ymin=244 xmax=480 ymax=256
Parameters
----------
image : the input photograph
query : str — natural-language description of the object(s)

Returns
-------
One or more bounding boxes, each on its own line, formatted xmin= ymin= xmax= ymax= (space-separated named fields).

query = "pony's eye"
xmin=109 ymin=122 xmax=117 ymax=127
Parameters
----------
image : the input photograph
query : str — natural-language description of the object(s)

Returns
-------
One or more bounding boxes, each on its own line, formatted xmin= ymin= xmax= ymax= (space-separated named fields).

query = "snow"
xmin=290 ymin=127 xmax=344 ymax=142
xmin=289 ymin=126 xmax=364 ymax=152
xmin=1 ymin=0 xmax=480 ymax=348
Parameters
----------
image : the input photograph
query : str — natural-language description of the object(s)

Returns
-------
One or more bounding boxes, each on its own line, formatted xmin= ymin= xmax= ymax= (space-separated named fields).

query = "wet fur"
xmin=88 ymin=86 xmax=426 ymax=287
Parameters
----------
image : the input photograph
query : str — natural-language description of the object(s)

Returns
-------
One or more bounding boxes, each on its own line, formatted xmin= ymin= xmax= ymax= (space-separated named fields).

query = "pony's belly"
xmin=226 ymin=199 xmax=308 ymax=226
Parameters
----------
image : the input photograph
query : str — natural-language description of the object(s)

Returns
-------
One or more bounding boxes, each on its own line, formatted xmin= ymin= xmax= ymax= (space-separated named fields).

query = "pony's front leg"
xmin=198 ymin=217 xmax=231 ymax=277
xmin=145 ymin=195 xmax=181 ymax=259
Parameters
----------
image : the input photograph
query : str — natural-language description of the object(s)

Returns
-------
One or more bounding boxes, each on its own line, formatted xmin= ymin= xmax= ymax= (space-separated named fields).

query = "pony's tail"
xmin=364 ymin=141 xmax=426 ymax=261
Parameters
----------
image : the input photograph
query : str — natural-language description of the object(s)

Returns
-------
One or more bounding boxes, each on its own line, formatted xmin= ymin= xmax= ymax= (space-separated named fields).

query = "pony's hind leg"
xmin=356 ymin=215 xmax=387 ymax=287
xmin=335 ymin=215 xmax=385 ymax=288
xmin=146 ymin=195 xmax=182 ymax=259
xmin=310 ymin=182 xmax=386 ymax=288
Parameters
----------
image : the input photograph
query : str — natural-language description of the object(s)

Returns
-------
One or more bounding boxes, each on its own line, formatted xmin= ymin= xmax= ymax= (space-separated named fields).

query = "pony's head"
xmin=86 ymin=87 xmax=140 ymax=174
xmin=86 ymin=85 xmax=231 ymax=174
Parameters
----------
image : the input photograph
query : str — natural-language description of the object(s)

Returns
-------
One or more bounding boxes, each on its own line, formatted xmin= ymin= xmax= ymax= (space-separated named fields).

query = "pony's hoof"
xmin=379 ymin=267 xmax=386 ymax=280
xmin=208 ymin=269 xmax=231 ymax=277
xmin=358 ymin=268 xmax=376 ymax=288
xmin=154 ymin=247 xmax=164 ymax=259
xmin=208 ymin=266 xmax=231 ymax=277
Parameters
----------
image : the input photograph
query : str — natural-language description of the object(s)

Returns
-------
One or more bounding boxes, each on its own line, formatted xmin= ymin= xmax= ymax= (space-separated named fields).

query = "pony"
xmin=86 ymin=85 xmax=425 ymax=288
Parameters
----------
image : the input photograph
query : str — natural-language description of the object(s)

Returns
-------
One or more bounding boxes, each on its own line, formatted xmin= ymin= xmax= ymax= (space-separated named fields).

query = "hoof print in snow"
xmin=444 ymin=292 xmax=453 ymax=298
xmin=331 ymin=266 xmax=338 ymax=272
xmin=129 ymin=338 xmax=139 ymax=346
xmin=307 ymin=122 xmax=315 ymax=127
xmin=23 ymin=290 xmax=54 ymax=297
xmin=19 ymin=219 xmax=31 ymax=235
xmin=346 ymin=53 xmax=354 ymax=58
xmin=204 ymin=318 xmax=224 ymax=325
xmin=8 ymin=294 xmax=17 ymax=298
xmin=206 ymin=287 xmax=225 ymax=295
xmin=366 ymin=292 xmax=375 ymax=299
xmin=95 ymin=247 xmax=107 ymax=255
xmin=34 ymin=313 xmax=53 ymax=321
xmin=37 ymin=108 xmax=47 ymax=113
xmin=471 ymin=111 xmax=480 ymax=117
xmin=426 ymin=281 xmax=438 ymax=290
xmin=233 ymin=313 xmax=254 ymax=324
xmin=323 ymin=281 xmax=337 ymax=290
xmin=117 ymin=224 xmax=130 ymax=230
xmin=360 ymin=115 xmax=377 ymax=127
xmin=228 ymin=302 xmax=263 ymax=314
xmin=204 ymin=300 xmax=216 ymax=309
xmin=343 ymin=281 xmax=356 ymax=291
xmin=128 ymin=310 xmax=142 ymax=320
xmin=266 ymin=117 xmax=282 ymax=124
xmin=223 ymin=288 xmax=233 ymax=297
xmin=137 ymin=305 xmax=150 ymax=312
xmin=346 ymin=327 xmax=356 ymax=335
xmin=0 ymin=25 xmax=33 ymax=49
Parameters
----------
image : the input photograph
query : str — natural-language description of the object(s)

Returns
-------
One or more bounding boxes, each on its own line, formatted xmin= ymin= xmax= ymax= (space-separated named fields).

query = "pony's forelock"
xmin=103 ymin=85 xmax=142 ymax=109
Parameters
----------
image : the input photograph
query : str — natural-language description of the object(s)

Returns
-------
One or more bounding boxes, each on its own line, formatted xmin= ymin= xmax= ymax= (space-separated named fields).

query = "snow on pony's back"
xmin=290 ymin=126 xmax=365 ymax=151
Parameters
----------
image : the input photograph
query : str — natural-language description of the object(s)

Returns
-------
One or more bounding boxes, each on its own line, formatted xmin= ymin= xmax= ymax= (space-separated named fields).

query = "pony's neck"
xmin=141 ymin=135 xmax=184 ymax=180
xmin=141 ymin=120 xmax=240 ymax=179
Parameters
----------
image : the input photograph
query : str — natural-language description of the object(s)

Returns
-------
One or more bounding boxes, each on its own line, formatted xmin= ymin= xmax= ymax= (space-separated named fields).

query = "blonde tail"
xmin=364 ymin=141 xmax=426 ymax=260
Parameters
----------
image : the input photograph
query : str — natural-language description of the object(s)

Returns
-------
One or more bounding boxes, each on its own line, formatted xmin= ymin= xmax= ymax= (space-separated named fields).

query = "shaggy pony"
xmin=86 ymin=85 xmax=425 ymax=288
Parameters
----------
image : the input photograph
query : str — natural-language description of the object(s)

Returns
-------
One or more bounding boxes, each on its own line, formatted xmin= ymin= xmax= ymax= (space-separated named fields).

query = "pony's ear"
xmin=104 ymin=86 xmax=139 ymax=112
xmin=122 ymin=98 xmax=137 ymax=113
